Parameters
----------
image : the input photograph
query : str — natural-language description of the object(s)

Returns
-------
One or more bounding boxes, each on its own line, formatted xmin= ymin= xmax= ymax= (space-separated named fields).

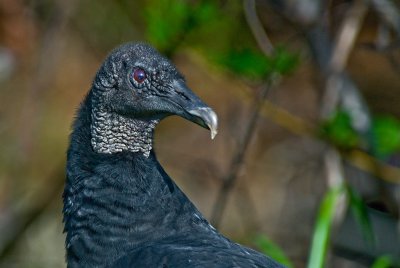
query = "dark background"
xmin=0 ymin=0 xmax=399 ymax=267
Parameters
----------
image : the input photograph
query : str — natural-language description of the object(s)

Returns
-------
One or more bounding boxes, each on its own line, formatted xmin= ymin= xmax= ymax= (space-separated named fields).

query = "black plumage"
xmin=63 ymin=43 xmax=285 ymax=268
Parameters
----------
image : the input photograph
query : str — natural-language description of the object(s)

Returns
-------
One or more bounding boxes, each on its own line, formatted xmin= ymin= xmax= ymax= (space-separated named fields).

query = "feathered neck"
xmin=64 ymin=93 xmax=169 ymax=267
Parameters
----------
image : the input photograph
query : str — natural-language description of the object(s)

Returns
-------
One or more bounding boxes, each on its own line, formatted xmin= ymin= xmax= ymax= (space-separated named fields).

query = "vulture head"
xmin=89 ymin=43 xmax=218 ymax=156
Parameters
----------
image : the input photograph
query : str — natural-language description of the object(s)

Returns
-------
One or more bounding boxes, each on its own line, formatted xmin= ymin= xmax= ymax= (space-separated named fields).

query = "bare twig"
xmin=320 ymin=0 xmax=371 ymax=140
xmin=243 ymin=0 xmax=274 ymax=56
xmin=208 ymin=0 xmax=276 ymax=228
xmin=211 ymin=80 xmax=274 ymax=227
xmin=324 ymin=149 xmax=347 ymax=225
xmin=370 ymin=0 xmax=400 ymax=37
xmin=329 ymin=0 xmax=368 ymax=73
xmin=187 ymin=43 xmax=400 ymax=183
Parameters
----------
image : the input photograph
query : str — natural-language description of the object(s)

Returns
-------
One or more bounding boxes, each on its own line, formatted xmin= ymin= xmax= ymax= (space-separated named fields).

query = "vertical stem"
xmin=211 ymin=79 xmax=274 ymax=227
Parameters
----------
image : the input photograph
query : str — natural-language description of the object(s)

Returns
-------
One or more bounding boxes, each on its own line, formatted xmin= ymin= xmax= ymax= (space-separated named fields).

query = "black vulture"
xmin=63 ymin=43 xmax=285 ymax=268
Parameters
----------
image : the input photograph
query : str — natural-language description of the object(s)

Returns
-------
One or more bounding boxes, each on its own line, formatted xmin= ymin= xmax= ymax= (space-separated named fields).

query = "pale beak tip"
xmin=206 ymin=109 xmax=218 ymax=140
xmin=211 ymin=129 xmax=218 ymax=140
xmin=187 ymin=107 xmax=218 ymax=140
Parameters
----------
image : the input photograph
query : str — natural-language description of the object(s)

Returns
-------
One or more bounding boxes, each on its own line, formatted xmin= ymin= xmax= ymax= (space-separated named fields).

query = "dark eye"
xmin=133 ymin=68 xmax=146 ymax=83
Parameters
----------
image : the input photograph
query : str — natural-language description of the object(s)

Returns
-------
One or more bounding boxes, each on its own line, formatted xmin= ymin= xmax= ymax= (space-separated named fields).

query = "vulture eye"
xmin=133 ymin=68 xmax=146 ymax=83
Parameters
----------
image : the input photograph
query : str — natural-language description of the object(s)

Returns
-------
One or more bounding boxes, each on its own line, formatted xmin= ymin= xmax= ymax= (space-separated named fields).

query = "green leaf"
xmin=271 ymin=47 xmax=299 ymax=75
xmin=144 ymin=0 xmax=190 ymax=53
xmin=371 ymin=115 xmax=400 ymax=158
xmin=216 ymin=48 xmax=273 ymax=79
xmin=321 ymin=110 xmax=360 ymax=149
xmin=347 ymin=186 xmax=374 ymax=246
xmin=192 ymin=1 xmax=219 ymax=25
xmin=144 ymin=0 xmax=222 ymax=55
xmin=307 ymin=185 xmax=346 ymax=268
xmin=214 ymin=46 xmax=299 ymax=79
xmin=254 ymin=235 xmax=293 ymax=268
xmin=372 ymin=255 xmax=398 ymax=268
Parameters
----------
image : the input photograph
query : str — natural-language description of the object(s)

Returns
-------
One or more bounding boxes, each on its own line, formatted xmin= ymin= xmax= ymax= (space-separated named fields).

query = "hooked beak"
xmin=187 ymin=107 xmax=218 ymax=139
xmin=171 ymin=80 xmax=218 ymax=139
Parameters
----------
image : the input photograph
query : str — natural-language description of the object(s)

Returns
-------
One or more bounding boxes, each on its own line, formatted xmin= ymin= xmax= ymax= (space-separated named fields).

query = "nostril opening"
xmin=175 ymin=90 xmax=190 ymax=101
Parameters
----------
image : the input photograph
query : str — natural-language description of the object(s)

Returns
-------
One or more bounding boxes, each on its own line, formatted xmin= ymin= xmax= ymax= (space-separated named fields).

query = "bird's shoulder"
xmin=111 ymin=236 xmax=285 ymax=268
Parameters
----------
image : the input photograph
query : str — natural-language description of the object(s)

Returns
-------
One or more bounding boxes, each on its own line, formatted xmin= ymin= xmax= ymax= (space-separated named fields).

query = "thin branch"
xmin=223 ymin=78 xmax=400 ymax=183
xmin=243 ymin=0 xmax=274 ymax=56
xmin=321 ymin=0 xmax=368 ymax=120
xmin=324 ymin=148 xmax=347 ymax=226
xmin=370 ymin=0 xmax=400 ymax=37
xmin=211 ymin=80 xmax=274 ymax=228
xmin=329 ymin=0 xmax=368 ymax=73
xmin=209 ymin=0 xmax=276 ymax=228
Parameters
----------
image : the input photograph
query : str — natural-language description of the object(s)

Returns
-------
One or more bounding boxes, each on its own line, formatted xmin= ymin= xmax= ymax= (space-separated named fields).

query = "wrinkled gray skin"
xmin=64 ymin=43 xmax=284 ymax=268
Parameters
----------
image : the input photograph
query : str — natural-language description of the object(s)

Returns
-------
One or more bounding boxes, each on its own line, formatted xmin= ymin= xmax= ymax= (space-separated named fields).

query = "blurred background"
xmin=0 ymin=0 xmax=400 ymax=267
